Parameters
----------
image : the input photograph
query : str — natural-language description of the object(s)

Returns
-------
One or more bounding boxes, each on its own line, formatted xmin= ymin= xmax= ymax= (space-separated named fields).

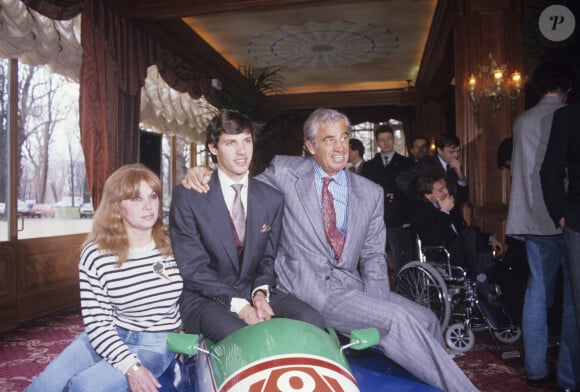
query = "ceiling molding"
xmin=123 ymin=0 xmax=349 ymax=19
xmin=414 ymin=0 xmax=455 ymax=102
xmin=261 ymin=89 xmax=418 ymax=110
xmin=139 ymin=19 xmax=243 ymax=87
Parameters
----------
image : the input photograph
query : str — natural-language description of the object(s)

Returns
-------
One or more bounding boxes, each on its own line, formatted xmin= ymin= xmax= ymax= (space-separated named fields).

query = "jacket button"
xmin=325 ymin=276 xmax=330 ymax=280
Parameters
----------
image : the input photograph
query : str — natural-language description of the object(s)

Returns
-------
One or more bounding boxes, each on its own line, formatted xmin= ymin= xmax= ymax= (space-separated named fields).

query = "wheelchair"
xmin=395 ymin=235 xmax=522 ymax=355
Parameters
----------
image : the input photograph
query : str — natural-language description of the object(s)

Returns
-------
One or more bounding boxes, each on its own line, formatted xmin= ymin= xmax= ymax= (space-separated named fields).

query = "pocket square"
xmin=260 ymin=224 xmax=271 ymax=233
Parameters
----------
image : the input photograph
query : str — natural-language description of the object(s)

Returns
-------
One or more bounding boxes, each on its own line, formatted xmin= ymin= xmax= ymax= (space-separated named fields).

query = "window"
xmin=351 ymin=119 xmax=408 ymax=161
xmin=0 ymin=59 xmax=90 ymax=240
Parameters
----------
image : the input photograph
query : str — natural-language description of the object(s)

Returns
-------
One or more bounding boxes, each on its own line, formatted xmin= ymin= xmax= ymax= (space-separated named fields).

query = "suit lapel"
xmin=342 ymin=172 xmax=366 ymax=262
xmin=239 ymin=178 xmax=265 ymax=274
xmin=205 ymin=174 xmax=241 ymax=272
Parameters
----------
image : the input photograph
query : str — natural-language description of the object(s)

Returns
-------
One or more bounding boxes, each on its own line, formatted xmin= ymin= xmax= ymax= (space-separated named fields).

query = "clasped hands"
xmin=238 ymin=292 xmax=274 ymax=325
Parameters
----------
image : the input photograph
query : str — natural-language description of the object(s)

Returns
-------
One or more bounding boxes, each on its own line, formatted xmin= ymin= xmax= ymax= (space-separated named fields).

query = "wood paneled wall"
xmin=453 ymin=0 xmax=525 ymax=241
xmin=0 ymin=235 xmax=84 ymax=332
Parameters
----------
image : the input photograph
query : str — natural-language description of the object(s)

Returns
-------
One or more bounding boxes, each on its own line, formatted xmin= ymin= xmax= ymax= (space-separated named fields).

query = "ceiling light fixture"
xmin=467 ymin=53 xmax=522 ymax=111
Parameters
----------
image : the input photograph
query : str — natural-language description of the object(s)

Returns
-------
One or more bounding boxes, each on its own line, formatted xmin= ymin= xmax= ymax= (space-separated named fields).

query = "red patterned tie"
xmin=321 ymin=177 xmax=345 ymax=259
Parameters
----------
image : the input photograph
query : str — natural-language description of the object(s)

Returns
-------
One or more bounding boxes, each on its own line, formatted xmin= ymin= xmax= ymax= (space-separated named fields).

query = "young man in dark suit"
xmin=361 ymin=124 xmax=414 ymax=272
xmin=169 ymin=109 xmax=324 ymax=342
xmin=410 ymin=170 xmax=503 ymax=282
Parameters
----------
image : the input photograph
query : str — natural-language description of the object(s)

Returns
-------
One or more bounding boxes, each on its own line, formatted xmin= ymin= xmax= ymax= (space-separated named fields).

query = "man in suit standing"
xmin=184 ymin=108 xmax=477 ymax=392
xmin=361 ymin=124 xmax=414 ymax=272
xmin=410 ymin=135 xmax=429 ymax=162
xmin=506 ymin=61 xmax=578 ymax=390
xmin=170 ymin=109 xmax=324 ymax=342
xmin=347 ymin=138 xmax=365 ymax=174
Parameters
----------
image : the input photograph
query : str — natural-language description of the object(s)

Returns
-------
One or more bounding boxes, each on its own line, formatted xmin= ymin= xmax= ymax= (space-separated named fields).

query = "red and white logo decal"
xmin=219 ymin=355 xmax=359 ymax=392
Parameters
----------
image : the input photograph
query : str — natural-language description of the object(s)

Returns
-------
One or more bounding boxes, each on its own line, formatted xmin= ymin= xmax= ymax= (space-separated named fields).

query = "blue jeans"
xmin=25 ymin=329 xmax=175 ymax=392
xmin=564 ymin=226 xmax=580 ymax=330
xmin=523 ymin=235 xmax=579 ymax=389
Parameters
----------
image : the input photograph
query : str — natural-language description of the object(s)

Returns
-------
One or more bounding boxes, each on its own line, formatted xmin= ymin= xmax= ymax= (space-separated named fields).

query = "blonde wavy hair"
xmin=83 ymin=163 xmax=172 ymax=266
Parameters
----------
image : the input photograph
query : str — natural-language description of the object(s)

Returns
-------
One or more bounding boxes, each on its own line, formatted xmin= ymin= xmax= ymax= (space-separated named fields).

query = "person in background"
xmin=26 ymin=164 xmax=183 ymax=392
xmin=361 ymin=124 xmax=414 ymax=272
xmin=183 ymin=108 xmax=478 ymax=392
xmin=410 ymin=170 xmax=504 ymax=303
xmin=506 ymin=60 xmax=578 ymax=390
xmin=397 ymin=134 xmax=469 ymax=218
xmin=410 ymin=135 xmax=429 ymax=162
xmin=541 ymin=94 xmax=580 ymax=333
xmin=348 ymin=138 xmax=365 ymax=174
xmin=169 ymin=109 xmax=324 ymax=342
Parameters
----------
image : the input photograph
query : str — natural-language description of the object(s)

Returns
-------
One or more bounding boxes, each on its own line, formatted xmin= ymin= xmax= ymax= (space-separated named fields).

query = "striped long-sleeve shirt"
xmin=79 ymin=241 xmax=183 ymax=374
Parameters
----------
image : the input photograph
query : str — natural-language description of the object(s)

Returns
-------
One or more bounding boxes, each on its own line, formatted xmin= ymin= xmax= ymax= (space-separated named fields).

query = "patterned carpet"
xmin=0 ymin=308 xmax=560 ymax=392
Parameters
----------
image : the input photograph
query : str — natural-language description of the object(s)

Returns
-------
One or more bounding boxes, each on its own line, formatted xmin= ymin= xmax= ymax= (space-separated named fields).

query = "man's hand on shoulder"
xmin=182 ymin=167 xmax=212 ymax=193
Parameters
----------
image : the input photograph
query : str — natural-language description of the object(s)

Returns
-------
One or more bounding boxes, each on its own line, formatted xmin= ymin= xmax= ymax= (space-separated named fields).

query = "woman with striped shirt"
xmin=26 ymin=164 xmax=183 ymax=392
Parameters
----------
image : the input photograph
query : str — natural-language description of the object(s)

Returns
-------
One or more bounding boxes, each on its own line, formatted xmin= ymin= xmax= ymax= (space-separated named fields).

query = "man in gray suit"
xmin=170 ymin=109 xmax=324 ymax=342
xmin=506 ymin=61 xmax=578 ymax=390
xmin=185 ymin=108 xmax=476 ymax=391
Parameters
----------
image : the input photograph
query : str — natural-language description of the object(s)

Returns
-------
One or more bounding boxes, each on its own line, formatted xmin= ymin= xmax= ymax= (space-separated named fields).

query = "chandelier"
xmin=467 ymin=53 xmax=522 ymax=111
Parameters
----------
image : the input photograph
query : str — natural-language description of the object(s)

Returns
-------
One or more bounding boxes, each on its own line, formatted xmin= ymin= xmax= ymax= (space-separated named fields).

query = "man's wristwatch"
xmin=253 ymin=289 xmax=267 ymax=298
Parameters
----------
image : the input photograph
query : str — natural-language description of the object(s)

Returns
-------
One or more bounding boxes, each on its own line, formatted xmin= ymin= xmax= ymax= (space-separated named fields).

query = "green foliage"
xmin=209 ymin=64 xmax=285 ymax=129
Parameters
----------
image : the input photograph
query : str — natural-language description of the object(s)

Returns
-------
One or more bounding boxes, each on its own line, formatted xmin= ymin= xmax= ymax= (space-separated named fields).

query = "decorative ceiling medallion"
xmin=248 ymin=20 xmax=400 ymax=68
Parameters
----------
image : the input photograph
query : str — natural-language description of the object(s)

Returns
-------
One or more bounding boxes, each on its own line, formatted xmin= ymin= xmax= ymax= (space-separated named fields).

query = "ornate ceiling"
xmin=120 ymin=0 xmax=438 ymax=98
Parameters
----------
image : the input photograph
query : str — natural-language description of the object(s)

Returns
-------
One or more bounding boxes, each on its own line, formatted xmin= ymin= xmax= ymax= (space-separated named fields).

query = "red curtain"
xmin=25 ymin=0 xmax=210 ymax=208
xmin=79 ymin=0 xmax=210 ymax=207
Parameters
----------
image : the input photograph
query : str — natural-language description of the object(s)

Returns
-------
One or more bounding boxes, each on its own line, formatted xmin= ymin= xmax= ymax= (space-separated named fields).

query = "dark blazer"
xmin=408 ymin=197 xmax=493 ymax=275
xmin=541 ymin=101 xmax=580 ymax=232
xmin=361 ymin=152 xmax=414 ymax=227
xmin=169 ymin=172 xmax=283 ymax=327
xmin=396 ymin=155 xmax=469 ymax=214
xmin=408 ymin=197 xmax=465 ymax=248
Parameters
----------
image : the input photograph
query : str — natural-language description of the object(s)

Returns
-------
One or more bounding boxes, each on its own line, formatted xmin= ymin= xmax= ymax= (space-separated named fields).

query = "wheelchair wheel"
xmin=493 ymin=326 xmax=522 ymax=344
xmin=396 ymin=261 xmax=451 ymax=331
xmin=445 ymin=322 xmax=475 ymax=352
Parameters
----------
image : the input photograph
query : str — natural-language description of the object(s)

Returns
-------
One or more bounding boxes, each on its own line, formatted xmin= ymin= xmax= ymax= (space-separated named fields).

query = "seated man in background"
xmin=184 ymin=108 xmax=478 ymax=392
xmin=410 ymin=170 xmax=504 ymax=303
xmin=170 ymin=109 xmax=325 ymax=343
xmin=397 ymin=134 xmax=469 ymax=218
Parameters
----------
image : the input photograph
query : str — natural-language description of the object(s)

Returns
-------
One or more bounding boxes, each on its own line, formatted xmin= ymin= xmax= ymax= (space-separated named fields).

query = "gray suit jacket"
xmin=506 ymin=95 xmax=565 ymax=236
xmin=257 ymin=155 xmax=390 ymax=311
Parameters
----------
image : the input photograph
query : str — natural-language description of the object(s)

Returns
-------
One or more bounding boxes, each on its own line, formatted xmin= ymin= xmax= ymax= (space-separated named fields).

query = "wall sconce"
xmin=467 ymin=53 xmax=522 ymax=111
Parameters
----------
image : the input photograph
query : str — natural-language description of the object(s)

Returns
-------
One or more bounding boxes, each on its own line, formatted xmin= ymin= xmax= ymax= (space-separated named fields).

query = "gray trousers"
xmin=321 ymin=289 xmax=478 ymax=392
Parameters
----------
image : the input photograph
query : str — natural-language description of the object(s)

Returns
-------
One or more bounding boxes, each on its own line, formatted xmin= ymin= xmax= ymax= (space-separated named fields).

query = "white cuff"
xmin=252 ymin=285 xmax=270 ymax=303
xmin=230 ymin=297 xmax=250 ymax=313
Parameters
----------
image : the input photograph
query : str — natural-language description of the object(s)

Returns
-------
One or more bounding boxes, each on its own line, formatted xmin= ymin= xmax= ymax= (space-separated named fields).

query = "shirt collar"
xmin=313 ymin=162 xmax=347 ymax=186
xmin=437 ymin=155 xmax=448 ymax=169
xmin=217 ymin=169 xmax=249 ymax=188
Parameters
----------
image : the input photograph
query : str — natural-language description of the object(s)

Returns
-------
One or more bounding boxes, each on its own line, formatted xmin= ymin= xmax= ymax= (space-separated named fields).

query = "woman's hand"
xmin=126 ymin=363 xmax=161 ymax=392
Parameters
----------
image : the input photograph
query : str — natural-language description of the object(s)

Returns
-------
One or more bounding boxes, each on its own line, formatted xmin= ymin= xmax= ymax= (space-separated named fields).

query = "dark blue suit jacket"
xmin=169 ymin=172 xmax=283 ymax=327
